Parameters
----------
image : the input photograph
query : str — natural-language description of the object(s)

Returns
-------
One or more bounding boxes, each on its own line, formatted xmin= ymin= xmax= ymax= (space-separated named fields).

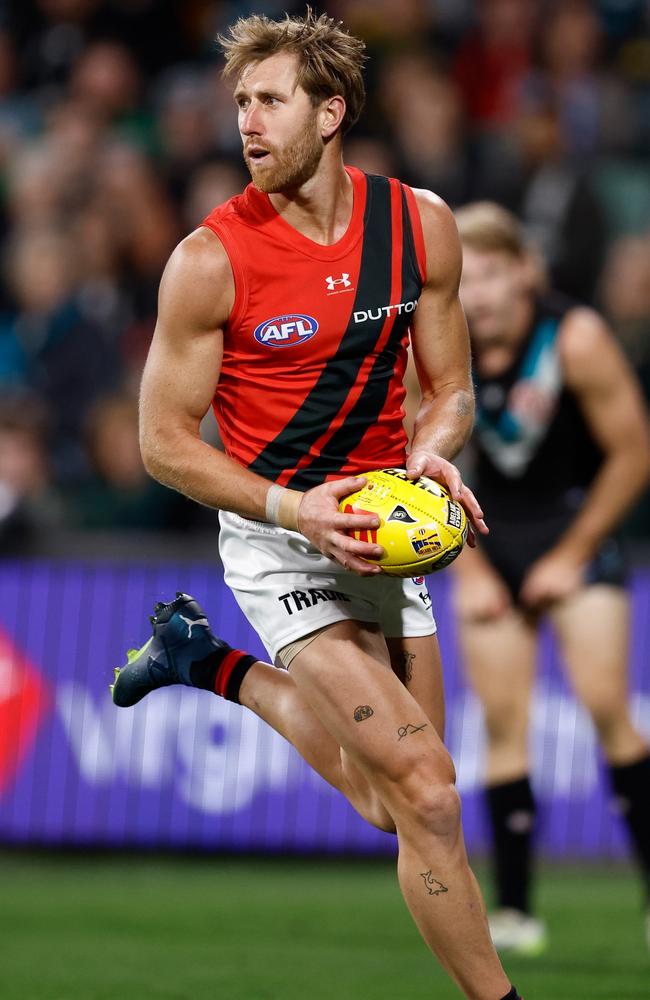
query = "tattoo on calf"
xmin=353 ymin=705 xmax=374 ymax=722
xmin=397 ymin=722 xmax=427 ymax=740
xmin=420 ymin=870 xmax=448 ymax=896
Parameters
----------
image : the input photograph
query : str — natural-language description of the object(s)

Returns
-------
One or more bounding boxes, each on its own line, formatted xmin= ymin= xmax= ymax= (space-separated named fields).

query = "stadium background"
xmin=1 ymin=1 xmax=650 ymax=997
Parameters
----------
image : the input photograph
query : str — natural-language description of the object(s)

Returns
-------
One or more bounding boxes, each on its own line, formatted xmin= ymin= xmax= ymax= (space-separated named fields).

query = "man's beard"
xmin=466 ymin=313 xmax=510 ymax=350
xmin=244 ymin=117 xmax=324 ymax=194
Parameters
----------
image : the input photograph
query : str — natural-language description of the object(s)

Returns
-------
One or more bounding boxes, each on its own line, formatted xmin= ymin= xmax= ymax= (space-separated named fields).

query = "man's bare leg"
xmin=289 ymin=619 xmax=512 ymax=1000
xmin=387 ymin=633 xmax=446 ymax=738
xmin=457 ymin=608 xmax=542 ymax=935
xmin=550 ymin=585 xmax=648 ymax=763
xmin=551 ymin=585 xmax=650 ymax=908
xmin=239 ymin=632 xmax=447 ymax=836
xmin=238 ymin=650 xmax=394 ymax=831
xmin=113 ymin=599 xmax=514 ymax=997
xmin=458 ymin=610 xmax=537 ymax=784
xmin=385 ymin=633 xmax=490 ymax=920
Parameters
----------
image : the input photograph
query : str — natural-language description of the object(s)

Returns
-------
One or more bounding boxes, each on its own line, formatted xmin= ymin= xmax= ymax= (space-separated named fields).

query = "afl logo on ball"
xmin=254 ymin=314 xmax=319 ymax=348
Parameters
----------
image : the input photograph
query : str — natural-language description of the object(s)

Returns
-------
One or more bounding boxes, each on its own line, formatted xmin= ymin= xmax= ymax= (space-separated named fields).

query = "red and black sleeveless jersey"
xmin=201 ymin=166 xmax=426 ymax=489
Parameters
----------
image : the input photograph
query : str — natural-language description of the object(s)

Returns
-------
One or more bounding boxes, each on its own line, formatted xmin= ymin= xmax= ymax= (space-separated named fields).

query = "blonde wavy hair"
xmin=454 ymin=202 xmax=527 ymax=257
xmin=218 ymin=8 xmax=367 ymax=135
xmin=456 ymin=202 xmax=549 ymax=290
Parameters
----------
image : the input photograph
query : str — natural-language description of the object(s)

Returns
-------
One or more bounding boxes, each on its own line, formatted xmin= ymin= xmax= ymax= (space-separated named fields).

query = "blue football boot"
xmin=111 ymin=593 xmax=226 ymax=708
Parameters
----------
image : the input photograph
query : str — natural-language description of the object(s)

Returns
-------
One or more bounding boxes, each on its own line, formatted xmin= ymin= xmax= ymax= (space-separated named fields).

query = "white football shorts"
xmin=218 ymin=511 xmax=436 ymax=663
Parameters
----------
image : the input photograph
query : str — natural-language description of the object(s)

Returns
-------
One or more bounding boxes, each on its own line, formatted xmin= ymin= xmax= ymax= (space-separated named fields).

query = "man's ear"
xmin=320 ymin=95 xmax=346 ymax=139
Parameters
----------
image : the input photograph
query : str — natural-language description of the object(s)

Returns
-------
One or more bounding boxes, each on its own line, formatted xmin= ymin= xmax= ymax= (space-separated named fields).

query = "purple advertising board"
xmin=0 ymin=558 xmax=648 ymax=856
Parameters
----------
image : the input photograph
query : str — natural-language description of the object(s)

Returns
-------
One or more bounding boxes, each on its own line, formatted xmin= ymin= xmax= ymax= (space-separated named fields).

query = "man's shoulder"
xmin=402 ymin=187 xmax=460 ymax=286
xmin=201 ymin=185 xmax=255 ymax=232
xmin=556 ymin=303 xmax=618 ymax=389
xmin=557 ymin=304 xmax=613 ymax=356
xmin=362 ymin=171 xmax=452 ymax=228
xmin=159 ymin=227 xmax=234 ymax=319
xmin=408 ymin=187 xmax=454 ymax=225
xmin=172 ymin=227 xmax=232 ymax=273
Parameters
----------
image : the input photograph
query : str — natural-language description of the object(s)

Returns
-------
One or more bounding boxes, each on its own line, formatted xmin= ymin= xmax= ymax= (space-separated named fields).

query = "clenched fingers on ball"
xmin=458 ymin=483 xmax=487 ymax=541
xmin=336 ymin=511 xmax=380 ymax=533
xmin=330 ymin=532 xmax=383 ymax=575
xmin=407 ymin=453 xmax=487 ymax=533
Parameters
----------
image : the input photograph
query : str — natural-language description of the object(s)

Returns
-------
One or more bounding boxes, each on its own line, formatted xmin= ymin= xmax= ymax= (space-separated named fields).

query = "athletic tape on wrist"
xmin=265 ymin=484 xmax=285 ymax=525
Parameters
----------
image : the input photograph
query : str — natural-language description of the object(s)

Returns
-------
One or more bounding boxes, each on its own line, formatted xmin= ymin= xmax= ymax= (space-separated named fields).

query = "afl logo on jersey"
xmin=254 ymin=314 xmax=319 ymax=348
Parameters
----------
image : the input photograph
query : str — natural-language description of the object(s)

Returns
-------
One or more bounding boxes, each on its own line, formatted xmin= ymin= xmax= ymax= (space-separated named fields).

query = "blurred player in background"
xmin=452 ymin=201 xmax=650 ymax=953
xmin=112 ymin=12 xmax=522 ymax=1000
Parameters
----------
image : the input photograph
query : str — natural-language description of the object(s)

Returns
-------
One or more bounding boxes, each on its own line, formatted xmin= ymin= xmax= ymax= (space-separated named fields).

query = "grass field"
xmin=0 ymin=853 xmax=648 ymax=999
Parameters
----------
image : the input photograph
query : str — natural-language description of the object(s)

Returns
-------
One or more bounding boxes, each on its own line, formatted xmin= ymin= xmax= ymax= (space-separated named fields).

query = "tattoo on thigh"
xmin=420 ymin=870 xmax=448 ymax=896
xmin=397 ymin=722 xmax=427 ymax=740
xmin=353 ymin=705 xmax=374 ymax=722
xmin=394 ymin=650 xmax=415 ymax=685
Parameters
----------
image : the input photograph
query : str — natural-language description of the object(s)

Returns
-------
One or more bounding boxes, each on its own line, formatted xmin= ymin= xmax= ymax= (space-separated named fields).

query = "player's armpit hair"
xmin=217 ymin=8 xmax=366 ymax=135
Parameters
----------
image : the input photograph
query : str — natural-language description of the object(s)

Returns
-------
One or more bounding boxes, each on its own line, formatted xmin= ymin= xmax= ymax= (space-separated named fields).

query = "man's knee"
xmin=585 ymin=696 xmax=627 ymax=741
xmin=412 ymin=779 xmax=461 ymax=838
xmin=366 ymin=800 xmax=397 ymax=835
xmin=484 ymin=698 xmax=527 ymax=745
xmin=382 ymin=752 xmax=462 ymax=838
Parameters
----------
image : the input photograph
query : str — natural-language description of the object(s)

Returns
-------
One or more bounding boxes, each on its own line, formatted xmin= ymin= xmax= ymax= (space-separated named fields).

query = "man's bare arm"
xmin=139 ymin=228 xmax=294 ymax=522
xmin=139 ymin=228 xmax=382 ymax=572
xmin=409 ymin=190 xmax=475 ymax=463
xmin=407 ymin=190 xmax=486 ymax=537
xmin=555 ymin=308 xmax=650 ymax=559
xmin=519 ymin=308 xmax=650 ymax=607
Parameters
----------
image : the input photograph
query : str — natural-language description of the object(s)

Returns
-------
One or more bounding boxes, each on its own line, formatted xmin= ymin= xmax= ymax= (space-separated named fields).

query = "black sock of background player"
xmin=189 ymin=646 xmax=258 ymax=704
xmin=609 ymin=753 xmax=650 ymax=899
xmin=486 ymin=776 xmax=537 ymax=914
xmin=500 ymin=988 xmax=522 ymax=1000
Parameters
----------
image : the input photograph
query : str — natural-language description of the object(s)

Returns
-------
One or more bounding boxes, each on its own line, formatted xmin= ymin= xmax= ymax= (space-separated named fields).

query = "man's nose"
xmin=240 ymin=102 xmax=262 ymax=135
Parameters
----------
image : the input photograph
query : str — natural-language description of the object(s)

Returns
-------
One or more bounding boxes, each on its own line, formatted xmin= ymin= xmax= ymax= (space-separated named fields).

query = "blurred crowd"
xmin=1 ymin=0 xmax=649 ymax=547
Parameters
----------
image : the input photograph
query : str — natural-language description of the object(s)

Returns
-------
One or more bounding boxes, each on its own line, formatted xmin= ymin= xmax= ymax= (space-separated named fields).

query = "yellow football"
xmin=339 ymin=468 xmax=468 ymax=577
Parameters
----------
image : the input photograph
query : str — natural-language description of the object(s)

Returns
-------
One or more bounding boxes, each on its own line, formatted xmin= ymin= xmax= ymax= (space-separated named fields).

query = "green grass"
xmin=0 ymin=854 xmax=647 ymax=999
